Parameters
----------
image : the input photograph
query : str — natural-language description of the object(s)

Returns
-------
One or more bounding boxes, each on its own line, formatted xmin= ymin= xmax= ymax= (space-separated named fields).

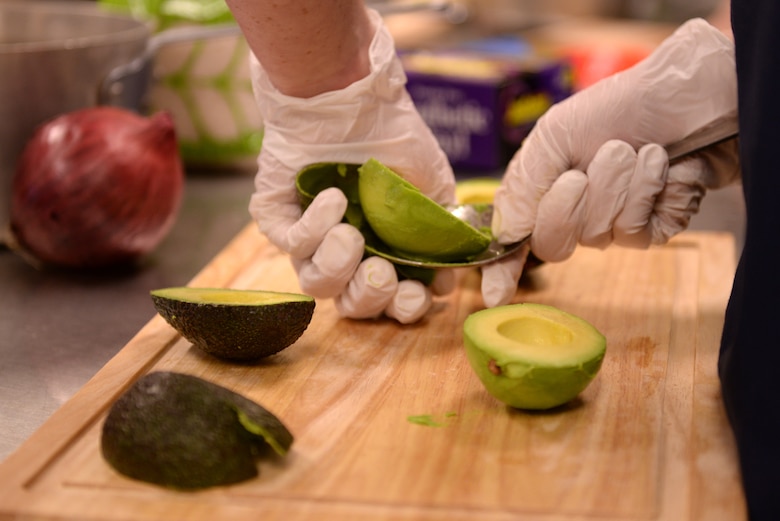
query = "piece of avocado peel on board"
xmin=101 ymin=371 xmax=293 ymax=490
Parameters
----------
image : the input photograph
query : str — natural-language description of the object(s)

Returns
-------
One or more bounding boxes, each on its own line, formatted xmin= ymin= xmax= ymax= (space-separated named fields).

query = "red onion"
xmin=8 ymin=107 xmax=184 ymax=269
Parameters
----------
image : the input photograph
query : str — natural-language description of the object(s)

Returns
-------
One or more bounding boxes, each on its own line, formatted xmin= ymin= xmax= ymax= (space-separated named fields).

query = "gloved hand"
xmin=247 ymin=8 xmax=456 ymax=324
xmin=481 ymin=18 xmax=741 ymax=308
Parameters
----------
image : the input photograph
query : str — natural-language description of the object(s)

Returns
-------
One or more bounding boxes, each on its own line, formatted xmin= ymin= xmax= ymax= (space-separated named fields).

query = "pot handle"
xmin=98 ymin=23 xmax=242 ymax=110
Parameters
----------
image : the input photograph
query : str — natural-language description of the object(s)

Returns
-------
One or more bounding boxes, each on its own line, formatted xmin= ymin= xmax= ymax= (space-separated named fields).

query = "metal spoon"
xmin=370 ymin=116 xmax=740 ymax=269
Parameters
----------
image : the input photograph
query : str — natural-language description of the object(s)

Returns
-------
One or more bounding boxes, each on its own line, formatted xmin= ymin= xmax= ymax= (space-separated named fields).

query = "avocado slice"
xmin=150 ymin=287 xmax=315 ymax=362
xmin=358 ymin=158 xmax=491 ymax=263
xmin=463 ymin=303 xmax=606 ymax=410
xmin=101 ymin=371 xmax=293 ymax=490
xmin=295 ymin=162 xmax=438 ymax=285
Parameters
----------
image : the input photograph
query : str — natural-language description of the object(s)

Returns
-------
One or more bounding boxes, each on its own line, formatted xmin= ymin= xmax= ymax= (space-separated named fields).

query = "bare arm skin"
xmin=224 ymin=0 xmax=374 ymax=97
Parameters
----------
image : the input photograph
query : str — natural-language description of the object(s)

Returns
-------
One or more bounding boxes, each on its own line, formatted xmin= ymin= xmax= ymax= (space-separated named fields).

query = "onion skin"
xmin=10 ymin=107 xmax=184 ymax=269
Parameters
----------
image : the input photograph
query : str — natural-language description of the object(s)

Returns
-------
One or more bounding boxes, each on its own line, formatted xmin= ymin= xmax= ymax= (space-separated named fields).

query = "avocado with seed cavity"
xmin=463 ymin=303 xmax=606 ymax=410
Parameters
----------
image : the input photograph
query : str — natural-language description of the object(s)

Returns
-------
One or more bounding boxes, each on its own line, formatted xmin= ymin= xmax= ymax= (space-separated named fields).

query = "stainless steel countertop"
xmin=0 ymin=170 xmax=255 ymax=461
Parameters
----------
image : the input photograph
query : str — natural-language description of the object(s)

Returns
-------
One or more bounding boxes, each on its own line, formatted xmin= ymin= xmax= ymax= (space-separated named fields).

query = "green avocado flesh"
xmin=358 ymin=158 xmax=491 ymax=262
xmin=295 ymin=162 xmax=437 ymax=284
xmin=455 ymin=177 xmax=501 ymax=204
xmin=151 ymin=287 xmax=315 ymax=362
xmin=100 ymin=371 xmax=293 ymax=490
xmin=463 ymin=303 xmax=606 ymax=410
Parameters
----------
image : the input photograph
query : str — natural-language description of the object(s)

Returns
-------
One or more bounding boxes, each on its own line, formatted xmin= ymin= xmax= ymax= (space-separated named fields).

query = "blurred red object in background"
xmin=560 ymin=45 xmax=652 ymax=91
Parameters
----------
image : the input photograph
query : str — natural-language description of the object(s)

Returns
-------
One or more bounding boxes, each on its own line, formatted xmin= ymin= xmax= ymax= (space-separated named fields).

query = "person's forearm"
xmin=225 ymin=0 xmax=373 ymax=98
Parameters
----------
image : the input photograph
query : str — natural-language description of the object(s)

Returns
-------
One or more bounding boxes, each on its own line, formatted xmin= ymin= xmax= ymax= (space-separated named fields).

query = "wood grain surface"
xmin=0 ymin=224 xmax=745 ymax=520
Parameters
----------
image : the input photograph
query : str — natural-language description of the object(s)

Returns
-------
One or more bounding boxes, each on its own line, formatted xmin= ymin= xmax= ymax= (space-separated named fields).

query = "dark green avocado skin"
xmin=100 ymin=371 xmax=294 ymax=490
xmin=151 ymin=296 xmax=315 ymax=362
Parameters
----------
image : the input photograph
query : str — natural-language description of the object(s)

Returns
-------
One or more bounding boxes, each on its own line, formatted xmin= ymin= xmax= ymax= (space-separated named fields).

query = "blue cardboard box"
xmin=401 ymin=40 xmax=573 ymax=172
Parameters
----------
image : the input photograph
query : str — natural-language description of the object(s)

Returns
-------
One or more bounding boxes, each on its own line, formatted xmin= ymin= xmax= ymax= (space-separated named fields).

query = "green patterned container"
xmin=99 ymin=0 xmax=263 ymax=171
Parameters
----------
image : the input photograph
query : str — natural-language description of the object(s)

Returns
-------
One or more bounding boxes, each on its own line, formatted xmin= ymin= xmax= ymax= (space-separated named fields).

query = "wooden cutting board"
xmin=0 ymin=224 xmax=745 ymax=521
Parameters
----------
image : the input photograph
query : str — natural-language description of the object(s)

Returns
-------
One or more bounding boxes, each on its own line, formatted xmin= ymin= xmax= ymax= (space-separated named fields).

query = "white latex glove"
xmin=248 ymin=8 xmax=456 ymax=323
xmin=482 ymin=18 xmax=741 ymax=308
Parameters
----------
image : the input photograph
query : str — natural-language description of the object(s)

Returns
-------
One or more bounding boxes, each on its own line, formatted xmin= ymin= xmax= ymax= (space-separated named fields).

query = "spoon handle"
xmin=665 ymin=116 xmax=739 ymax=162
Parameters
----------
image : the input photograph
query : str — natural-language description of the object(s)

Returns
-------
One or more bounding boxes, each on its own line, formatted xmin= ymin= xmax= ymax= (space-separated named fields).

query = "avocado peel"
xmin=295 ymin=162 xmax=364 ymax=229
xmin=236 ymin=408 xmax=292 ymax=457
xmin=101 ymin=371 xmax=293 ymax=490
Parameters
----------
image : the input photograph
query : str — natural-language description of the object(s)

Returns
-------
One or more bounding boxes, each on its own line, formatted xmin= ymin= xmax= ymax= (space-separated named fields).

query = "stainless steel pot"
xmin=0 ymin=1 xmax=240 ymax=232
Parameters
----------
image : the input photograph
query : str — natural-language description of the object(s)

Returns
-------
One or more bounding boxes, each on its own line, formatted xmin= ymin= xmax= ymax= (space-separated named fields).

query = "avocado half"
xmin=358 ymin=158 xmax=491 ymax=263
xmin=463 ymin=303 xmax=606 ymax=410
xmin=151 ymin=287 xmax=315 ymax=362
xmin=101 ymin=371 xmax=293 ymax=490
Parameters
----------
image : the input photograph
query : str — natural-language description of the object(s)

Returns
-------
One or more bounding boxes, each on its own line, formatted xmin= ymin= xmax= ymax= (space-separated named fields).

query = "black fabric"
xmin=719 ymin=1 xmax=780 ymax=519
